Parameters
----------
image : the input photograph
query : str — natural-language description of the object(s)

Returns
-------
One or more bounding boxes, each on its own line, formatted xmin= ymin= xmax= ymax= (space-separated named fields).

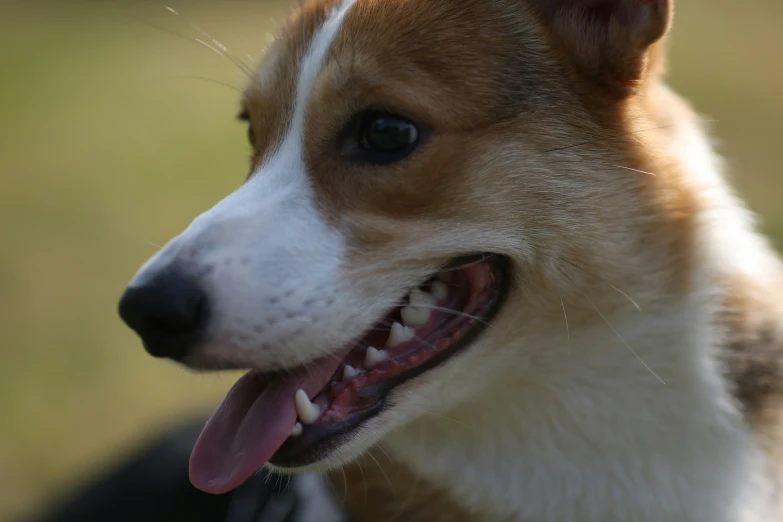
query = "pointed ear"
xmin=533 ymin=0 xmax=672 ymax=96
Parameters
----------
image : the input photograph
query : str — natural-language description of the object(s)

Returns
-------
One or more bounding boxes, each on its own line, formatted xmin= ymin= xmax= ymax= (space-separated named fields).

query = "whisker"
xmin=374 ymin=444 xmax=395 ymax=466
xmin=417 ymin=409 xmax=477 ymax=433
xmin=194 ymin=37 xmax=233 ymax=61
xmin=560 ymin=297 xmax=571 ymax=355
xmin=357 ymin=455 xmax=368 ymax=507
xmin=366 ymin=451 xmax=397 ymax=502
xmin=338 ymin=466 xmax=348 ymax=504
xmin=610 ymin=285 xmax=642 ymax=312
xmin=614 ymin=165 xmax=656 ymax=176
xmin=584 ymin=295 xmax=665 ymax=384
xmin=368 ymin=301 xmax=492 ymax=326
xmin=164 ymin=5 xmax=254 ymax=78
xmin=542 ymin=119 xmax=718 ymax=154
xmin=557 ymin=255 xmax=588 ymax=276
xmin=437 ymin=253 xmax=495 ymax=273
xmin=388 ymin=470 xmax=422 ymax=521
xmin=123 ymin=11 xmax=203 ymax=45
xmin=172 ymin=75 xmax=242 ymax=93
xmin=123 ymin=10 xmax=254 ymax=81
xmin=416 ymin=305 xmax=492 ymax=326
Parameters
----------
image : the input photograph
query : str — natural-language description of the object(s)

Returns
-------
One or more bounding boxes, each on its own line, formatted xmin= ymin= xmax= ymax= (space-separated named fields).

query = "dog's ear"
xmin=532 ymin=0 xmax=672 ymax=96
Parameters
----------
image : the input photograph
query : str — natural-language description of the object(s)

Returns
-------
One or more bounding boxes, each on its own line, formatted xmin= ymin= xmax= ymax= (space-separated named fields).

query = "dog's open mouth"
xmin=189 ymin=254 xmax=509 ymax=494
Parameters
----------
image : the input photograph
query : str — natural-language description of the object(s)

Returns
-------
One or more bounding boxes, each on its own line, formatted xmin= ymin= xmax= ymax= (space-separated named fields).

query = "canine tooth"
xmin=294 ymin=389 xmax=321 ymax=425
xmin=387 ymin=322 xmax=415 ymax=346
xmin=431 ymin=281 xmax=448 ymax=300
xmin=290 ymin=422 xmax=303 ymax=437
xmin=401 ymin=306 xmax=430 ymax=326
xmin=365 ymin=346 xmax=388 ymax=367
xmin=409 ymin=288 xmax=436 ymax=307
xmin=342 ymin=364 xmax=358 ymax=380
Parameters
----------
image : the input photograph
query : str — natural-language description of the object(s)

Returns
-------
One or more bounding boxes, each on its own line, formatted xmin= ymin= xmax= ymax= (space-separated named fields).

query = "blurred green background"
xmin=0 ymin=0 xmax=781 ymax=519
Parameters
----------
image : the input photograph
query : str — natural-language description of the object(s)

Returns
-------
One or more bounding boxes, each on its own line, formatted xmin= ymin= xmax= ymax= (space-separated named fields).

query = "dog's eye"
xmin=238 ymin=111 xmax=255 ymax=148
xmin=356 ymin=111 xmax=419 ymax=163
xmin=247 ymin=123 xmax=256 ymax=147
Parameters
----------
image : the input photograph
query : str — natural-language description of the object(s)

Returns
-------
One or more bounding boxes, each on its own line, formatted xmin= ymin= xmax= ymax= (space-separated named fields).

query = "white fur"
xmin=379 ymin=310 xmax=771 ymax=521
xmin=664 ymin=90 xmax=780 ymax=284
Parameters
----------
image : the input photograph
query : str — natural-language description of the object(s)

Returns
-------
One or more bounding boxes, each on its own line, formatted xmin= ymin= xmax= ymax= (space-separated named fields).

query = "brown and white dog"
xmin=118 ymin=0 xmax=783 ymax=520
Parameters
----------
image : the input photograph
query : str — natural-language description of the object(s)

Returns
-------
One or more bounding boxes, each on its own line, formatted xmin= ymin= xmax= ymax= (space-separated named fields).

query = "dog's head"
xmin=119 ymin=0 xmax=690 ymax=494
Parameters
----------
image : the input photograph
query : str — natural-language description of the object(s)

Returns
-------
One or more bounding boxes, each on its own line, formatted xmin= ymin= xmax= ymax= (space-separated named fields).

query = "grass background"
xmin=0 ymin=0 xmax=781 ymax=519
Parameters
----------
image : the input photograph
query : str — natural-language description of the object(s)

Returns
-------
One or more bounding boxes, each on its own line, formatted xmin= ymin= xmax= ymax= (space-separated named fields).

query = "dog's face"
xmin=119 ymin=0 xmax=686 ymax=494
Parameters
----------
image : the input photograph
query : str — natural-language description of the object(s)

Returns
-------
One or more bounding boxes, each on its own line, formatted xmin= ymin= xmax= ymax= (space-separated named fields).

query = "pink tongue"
xmin=189 ymin=349 xmax=349 ymax=494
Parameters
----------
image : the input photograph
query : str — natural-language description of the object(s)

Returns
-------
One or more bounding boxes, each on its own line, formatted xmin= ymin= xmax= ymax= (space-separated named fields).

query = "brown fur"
xmin=240 ymin=0 xmax=699 ymax=314
xmin=532 ymin=0 xmax=672 ymax=96
xmin=722 ymin=276 xmax=783 ymax=438
xmin=718 ymin=273 xmax=783 ymax=512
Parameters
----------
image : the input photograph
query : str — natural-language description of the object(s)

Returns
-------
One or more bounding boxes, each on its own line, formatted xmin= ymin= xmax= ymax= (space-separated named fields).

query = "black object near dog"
xmin=26 ymin=418 xmax=347 ymax=522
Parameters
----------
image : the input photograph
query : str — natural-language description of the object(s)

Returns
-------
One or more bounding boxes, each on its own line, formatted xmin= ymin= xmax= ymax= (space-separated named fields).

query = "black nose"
xmin=118 ymin=268 xmax=208 ymax=360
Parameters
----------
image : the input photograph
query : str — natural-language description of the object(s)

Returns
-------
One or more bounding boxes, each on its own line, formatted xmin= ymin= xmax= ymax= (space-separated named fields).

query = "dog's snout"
xmin=118 ymin=268 xmax=208 ymax=360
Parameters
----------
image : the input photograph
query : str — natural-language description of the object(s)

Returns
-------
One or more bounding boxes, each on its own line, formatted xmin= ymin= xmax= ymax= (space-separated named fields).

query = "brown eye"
xmin=247 ymin=123 xmax=256 ymax=147
xmin=356 ymin=111 xmax=420 ymax=164
xmin=238 ymin=111 xmax=255 ymax=147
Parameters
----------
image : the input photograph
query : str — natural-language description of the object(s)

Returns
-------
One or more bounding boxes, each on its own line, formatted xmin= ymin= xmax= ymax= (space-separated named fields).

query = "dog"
xmin=118 ymin=0 xmax=783 ymax=520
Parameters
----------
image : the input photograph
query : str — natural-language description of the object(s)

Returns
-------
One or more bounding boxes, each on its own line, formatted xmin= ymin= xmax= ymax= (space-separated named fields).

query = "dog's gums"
xmin=188 ymin=255 xmax=509 ymax=493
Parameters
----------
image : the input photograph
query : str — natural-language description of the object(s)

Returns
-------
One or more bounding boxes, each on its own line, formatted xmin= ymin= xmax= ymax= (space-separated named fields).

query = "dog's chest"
xmin=327 ymin=449 xmax=489 ymax=522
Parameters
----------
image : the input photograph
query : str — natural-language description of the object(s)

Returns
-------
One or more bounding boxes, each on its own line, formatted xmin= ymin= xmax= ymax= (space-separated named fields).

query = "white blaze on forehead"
xmin=237 ymin=0 xmax=356 ymax=183
xmin=242 ymin=0 xmax=357 ymax=185
xmin=287 ymin=0 xmax=357 ymax=145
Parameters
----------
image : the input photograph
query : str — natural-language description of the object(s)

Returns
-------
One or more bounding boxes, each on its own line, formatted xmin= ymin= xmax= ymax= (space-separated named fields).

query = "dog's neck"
xmin=328 ymin=84 xmax=783 ymax=522
xmin=374 ymin=313 xmax=764 ymax=521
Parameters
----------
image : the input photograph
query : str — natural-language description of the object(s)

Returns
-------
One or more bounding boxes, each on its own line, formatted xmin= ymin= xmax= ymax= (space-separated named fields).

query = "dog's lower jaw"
xmin=351 ymin=303 xmax=773 ymax=522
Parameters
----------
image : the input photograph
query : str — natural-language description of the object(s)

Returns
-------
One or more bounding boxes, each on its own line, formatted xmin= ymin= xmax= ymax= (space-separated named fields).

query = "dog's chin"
xmin=188 ymin=254 xmax=510 ymax=492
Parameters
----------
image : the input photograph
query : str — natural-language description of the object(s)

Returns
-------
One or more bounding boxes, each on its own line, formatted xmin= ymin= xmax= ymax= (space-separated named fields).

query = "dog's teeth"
xmin=365 ymin=346 xmax=388 ymax=367
xmin=401 ymin=306 xmax=430 ymax=326
xmin=290 ymin=422 xmax=303 ymax=437
xmin=387 ymin=322 xmax=415 ymax=347
xmin=409 ymin=288 xmax=436 ymax=307
xmin=294 ymin=389 xmax=321 ymax=425
xmin=430 ymin=281 xmax=448 ymax=300
xmin=342 ymin=364 xmax=358 ymax=380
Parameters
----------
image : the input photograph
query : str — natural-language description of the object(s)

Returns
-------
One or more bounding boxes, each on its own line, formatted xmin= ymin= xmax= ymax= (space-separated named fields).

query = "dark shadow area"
xmin=22 ymin=419 xmax=304 ymax=522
